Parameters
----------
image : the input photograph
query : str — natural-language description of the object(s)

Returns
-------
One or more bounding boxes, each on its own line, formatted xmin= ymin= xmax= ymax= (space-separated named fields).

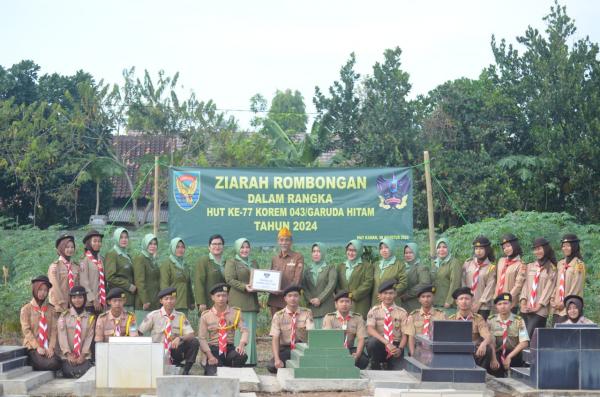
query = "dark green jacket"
xmin=303 ymin=264 xmax=338 ymax=318
xmin=337 ymin=261 xmax=373 ymax=320
xmin=371 ymin=259 xmax=408 ymax=308
xmin=160 ymin=258 xmax=194 ymax=310
xmin=193 ymin=256 xmax=226 ymax=308
xmin=400 ymin=263 xmax=432 ymax=312
xmin=131 ymin=254 xmax=160 ymax=310
xmin=105 ymin=249 xmax=135 ymax=306
xmin=224 ymin=258 xmax=259 ymax=312
xmin=433 ymin=257 xmax=462 ymax=308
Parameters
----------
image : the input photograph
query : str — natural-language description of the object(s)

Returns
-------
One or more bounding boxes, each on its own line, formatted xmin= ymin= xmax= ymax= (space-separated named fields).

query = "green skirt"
xmin=313 ymin=316 xmax=323 ymax=330
xmin=235 ymin=311 xmax=257 ymax=365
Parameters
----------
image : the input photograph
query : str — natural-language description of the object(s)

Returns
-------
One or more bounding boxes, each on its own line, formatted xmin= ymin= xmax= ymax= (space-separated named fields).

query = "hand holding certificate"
xmin=250 ymin=269 xmax=282 ymax=293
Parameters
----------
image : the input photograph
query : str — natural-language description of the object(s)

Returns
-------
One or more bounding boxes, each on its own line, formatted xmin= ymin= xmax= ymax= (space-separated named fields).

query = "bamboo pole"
xmin=424 ymin=151 xmax=436 ymax=258
xmin=153 ymin=156 xmax=160 ymax=236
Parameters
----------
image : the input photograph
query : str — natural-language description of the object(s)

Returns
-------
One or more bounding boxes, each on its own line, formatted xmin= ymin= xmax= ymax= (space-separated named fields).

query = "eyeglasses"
xmin=210 ymin=243 xmax=224 ymax=246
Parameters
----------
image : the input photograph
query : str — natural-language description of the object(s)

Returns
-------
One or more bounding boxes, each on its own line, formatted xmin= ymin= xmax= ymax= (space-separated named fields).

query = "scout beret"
xmin=334 ymin=290 xmax=352 ymax=301
xmin=561 ymin=234 xmax=580 ymax=244
xmin=500 ymin=234 xmax=518 ymax=245
xmin=55 ymin=233 xmax=75 ymax=248
xmin=452 ymin=287 xmax=473 ymax=300
xmin=494 ymin=292 xmax=512 ymax=304
xmin=106 ymin=288 xmax=126 ymax=301
xmin=378 ymin=279 xmax=396 ymax=293
xmin=472 ymin=236 xmax=491 ymax=247
xmin=532 ymin=237 xmax=550 ymax=248
xmin=277 ymin=226 xmax=292 ymax=238
xmin=83 ymin=229 xmax=104 ymax=244
xmin=564 ymin=295 xmax=584 ymax=309
xmin=210 ymin=283 xmax=229 ymax=295
xmin=283 ymin=284 xmax=303 ymax=296
xmin=416 ymin=284 xmax=436 ymax=297
xmin=157 ymin=287 xmax=177 ymax=299
xmin=69 ymin=286 xmax=87 ymax=296
xmin=31 ymin=275 xmax=52 ymax=288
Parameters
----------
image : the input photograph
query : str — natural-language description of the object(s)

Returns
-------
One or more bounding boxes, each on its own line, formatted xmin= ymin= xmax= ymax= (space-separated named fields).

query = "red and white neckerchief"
xmin=163 ymin=310 xmax=175 ymax=362
xmin=289 ymin=311 xmax=298 ymax=350
xmin=33 ymin=305 xmax=49 ymax=349
xmin=73 ymin=315 xmax=82 ymax=358
xmin=213 ymin=307 xmax=228 ymax=355
xmin=497 ymin=258 xmax=517 ymax=295
xmin=421 ymin=310 xmax=431 ymax=338
xmin=499 ymin=318 xmax=512 ymax=362
xmin=85 ymin=250 xmax=106 ymax=306
xmin=529 ymin=263 xmax=543 ymax=308
xmin=337 ymin=312 xmax=351 ymax=348
xmin=60 ymin=256 xmax=75 ymax=290
xmin=558 ymin=261 xmax=571 ymax=303
xmin=382 ymin=304 xmax=394 ymax=358
xmin=114 ymin=317 xmax=121 ymax=337
xmin=471 ymin=261 xmax=484 ymax=294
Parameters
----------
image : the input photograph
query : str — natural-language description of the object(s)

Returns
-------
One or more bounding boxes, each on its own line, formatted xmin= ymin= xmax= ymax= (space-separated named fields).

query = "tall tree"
xmin=267 ymin=89 xmax=308 ymax=135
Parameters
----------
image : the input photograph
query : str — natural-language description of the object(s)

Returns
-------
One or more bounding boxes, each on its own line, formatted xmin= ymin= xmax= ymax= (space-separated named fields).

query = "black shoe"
xmin=182 ymin=362 xmax=194 ymax=375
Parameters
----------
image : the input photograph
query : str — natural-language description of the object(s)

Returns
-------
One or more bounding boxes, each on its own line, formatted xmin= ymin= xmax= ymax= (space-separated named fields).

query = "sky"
xmin=2 ymin=0 xmax=599 ymax=129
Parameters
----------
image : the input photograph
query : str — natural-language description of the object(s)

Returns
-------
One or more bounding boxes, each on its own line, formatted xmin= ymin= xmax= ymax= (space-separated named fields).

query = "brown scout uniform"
xmin=407 ymin=308 xmax=447 ymax=337
xmin=48 ymin=259 xmax=81 ymax=312
xmin=519 ymin=262 xmax=557 ymax=317
xmin=20 ymin=299 xmax=58 ymax=350
xmin=462 ymin=259 xmax=496 ymax=310
xmin=366 ymin=304 xmax=413 ymax=341
xmin=138 ymin=307 xmax=194 ymax=342
xmin=487 ymin=313 xmax=529 ymax=352
xmin=322 ymin=311 xmax=367 ymax=348
xmin=270 ymin=307 xmax=314 ymax=345
xmin=79 ymin=254 xmax=104 ymax=310
xmin=94 ymin=310 xmax=138 ymax=342
xmin=57 ymin=308 xmax=95 ymax=359
xmin=199 ymin=306 xmax=248 ymax=350
xmin=495 ymin=256 xmax=527 ymax=298
xmin=448 ymin=312 xmax=492 ymax=343
xmin=267 ymin=251 xmax=304 ymax=310
xmin=551 ymin=258 xmax=585 ymax=316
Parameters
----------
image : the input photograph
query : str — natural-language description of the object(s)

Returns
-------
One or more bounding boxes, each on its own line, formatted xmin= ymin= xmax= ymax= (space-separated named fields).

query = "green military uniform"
xmin=160 ymin=238 xmax=194 ymax=311
xmin=194 ymin=254 xmax=226 ymax=309
xmin=432 ymin=238 xmax=462 ymax=309
xmin=400 ymin=244 xmax=431 ymax=312
xmin=303 ymin=242 xmax=338 ymax=326
xmin=337 ymin=240 xmax=374 ymax=320
xmin=372 ymin=239 xmax=408 ymax=308
xmin=105 ymin=228 xmax=135 ymax=307
xmin=131 ymin=234 xmax=161 ymax=311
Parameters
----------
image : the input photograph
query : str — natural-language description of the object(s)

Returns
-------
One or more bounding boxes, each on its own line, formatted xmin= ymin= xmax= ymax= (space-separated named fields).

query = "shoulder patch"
xmin=410 ymin=309 xmax=420 ymax=315
xmin=514 ymin=315 xmax=523 ymax=320
xmin=487 ymin=314 xmax=496 ymax=320
xmin=448 ymin=313 xmax=457 ymax=320
xmin=98 ymin=312 xmax=108 ymax=318
xmin=324 ymin=312 xmax=336 ymax=317
xmin=488 ymin=264 xmax=496 ymax=273
xmin=351 ymin=312 xmax=362 ymax=317
xmin=473 ymin=313 xmax=483 ymax=320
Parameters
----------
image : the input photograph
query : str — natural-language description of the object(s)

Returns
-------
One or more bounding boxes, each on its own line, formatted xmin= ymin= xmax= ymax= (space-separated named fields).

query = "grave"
xmin=156 ymin=375 xmax=239 ymax=397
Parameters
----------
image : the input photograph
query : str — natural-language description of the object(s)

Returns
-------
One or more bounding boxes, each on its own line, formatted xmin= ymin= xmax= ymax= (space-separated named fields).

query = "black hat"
xmin=378 ymin=279 xmax=397 ymax=294
xmin=452 ymin=287 xmax=473 ymax=300
xmin=69 ymin=286 xmax=87 ymax=296
xmin=561 ymin=234 xmax=580 ymax=244
xmin=106 ymin=288 xmax=126 ymax=301
xmin=55 ymin=233 xmax=75 ymax=248
xmin=283 ymin=284 xmax=303 ymax=296
xmin=334 ymin=290 xmax=352 ymax=301
xmin=472 ymin=236 xmax=491 ymax=247
xmin=210 ymin=283 xmax=229 ymax=295
xmin=416 ymin=284 xmax=436 ymax=298
xmin=494 ymin=293 xmax=512 ymax=304
xmin=564 ymin=295 xmax=584 ymax=309
xmin=83 ymin=229 xmax=104 ymax=244
xmin=500 ymin=234 xmax=518 ymax=245
xmin=157 ymin=287 xmax=177 ymax=300
xmin=31 ymin=275 xmax=52 ymax=288
xmin=532 ymin=237 xmax=550 ymax=248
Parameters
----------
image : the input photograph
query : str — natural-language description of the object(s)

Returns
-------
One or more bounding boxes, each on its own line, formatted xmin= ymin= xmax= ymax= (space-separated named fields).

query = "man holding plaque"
xmin=267 ymin=227 xmax=304 ymax=317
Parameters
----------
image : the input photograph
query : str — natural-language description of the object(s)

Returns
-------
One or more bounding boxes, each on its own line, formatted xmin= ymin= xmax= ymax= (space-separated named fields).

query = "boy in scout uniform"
xmin=366 ymin=279 xmax=412 ymax=370
xmin=268 ymin=285 xmax=314 ymax=373
xmin=407 ymin=285 xmax=446 ymax=356
xmin=488 ymin=293 xmax=529 ymax=377
xmin=322 ymin=290 xmax=369 ymax=369
xmin=95 ymin=288 xmax=138 ymax=342
xmin=199 ymin=283 xmax=248 ymax=375
xmin=462 ymin=236 xmax=497 ymax=320
xmin=138 ymin=287 xmax=199 ymax=375
xmin=448 ymin=287 xmax=493 ymax=371
xmin=57 ymin=286 xmax=95 ymax=378
xmin=268 ymin=227 xmax=304 ymax=317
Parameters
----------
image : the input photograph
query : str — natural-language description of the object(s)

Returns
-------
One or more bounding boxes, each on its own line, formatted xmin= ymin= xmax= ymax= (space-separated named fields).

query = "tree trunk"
xmin=141 ymin=201 xmax=153 ymax=226
xmin=95 ymin=180 xmax=100 ymax=216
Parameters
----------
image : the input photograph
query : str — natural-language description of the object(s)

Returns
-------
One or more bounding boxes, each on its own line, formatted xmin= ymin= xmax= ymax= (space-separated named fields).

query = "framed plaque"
xmin=250 ymin=269 xmax=282 ymax=293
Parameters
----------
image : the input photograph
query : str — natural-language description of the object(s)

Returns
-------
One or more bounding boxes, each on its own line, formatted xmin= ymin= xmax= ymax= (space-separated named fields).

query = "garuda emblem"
xmin=173 ymin=171 xmax=201 ymax=211
xmin=376 ymin=173 xmax=410 ymax=210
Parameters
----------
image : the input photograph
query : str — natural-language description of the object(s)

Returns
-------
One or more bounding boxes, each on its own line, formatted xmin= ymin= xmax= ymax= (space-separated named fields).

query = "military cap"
xmin=55 ymin=233 xmax=75 ymax=248
xmin=69 ymin=286 xmax=87 ymax=296
xmin=532 ymin=237 xmax=550 ymax=248
xmin=561 ymin=234 xmax=580 ymax=244
xmin=31 ymin=275 xmax=52 ymax=288
xmin=157 ymin=287 xmax=177 ymax=300
xmin=472 ymin=236 xmax=491 ymax=247
xmin=494 ymin=292 xmax=512 ymax=304
xmin=283 ymin=284 xmax=303 ymax=296
xmin=378 ymin=279 xmax=397 ymax=293
xmin=500 ymin=234 xmax=518 ymax=245
xmin=334 ymin=290 xmax=352 ymax=301
xmin=416 ymin=284 xmax=436 ymax=297
xmin=82 ymin=229 xmax=104 ymax=244
xmin=210 ymin=283 xmax=229 ymax=295
xmin=106 ymin=288 xmax=126 ymax=301
xmin=452 ymin=286 xmax=473 ymax=300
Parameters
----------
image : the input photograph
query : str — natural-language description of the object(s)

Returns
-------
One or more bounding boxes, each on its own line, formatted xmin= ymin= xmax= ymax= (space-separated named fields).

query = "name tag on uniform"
xmin=286 ymin=261 xmax=296 ymax=267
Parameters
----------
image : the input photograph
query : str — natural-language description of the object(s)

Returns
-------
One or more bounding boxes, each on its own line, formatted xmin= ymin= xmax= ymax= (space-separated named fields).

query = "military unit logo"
xmin=376 ymin=173 xmax=410 ymax=210
xmin=173 ymin=171 xmax=201 ymax=211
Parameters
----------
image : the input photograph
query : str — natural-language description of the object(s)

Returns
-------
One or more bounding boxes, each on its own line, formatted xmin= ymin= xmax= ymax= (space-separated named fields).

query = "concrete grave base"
xmin=362 ymin=370 xmax=488 ymax=392
xmin=488 ymin=376 xmax=600 ymax=396
xmin=156 ymin=375 xmax=240 ymax=397
xmin=217 ymin=367 xmax=260 ymax=392
xmin=276 ymin=367 xmax=369 ymax=392
xmin=373 ymin=388 xmax=492 ymax=397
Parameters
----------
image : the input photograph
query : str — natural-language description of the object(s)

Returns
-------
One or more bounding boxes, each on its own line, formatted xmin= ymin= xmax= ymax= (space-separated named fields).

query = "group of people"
xmin=19 ymin=226 xmax=591 ymax=378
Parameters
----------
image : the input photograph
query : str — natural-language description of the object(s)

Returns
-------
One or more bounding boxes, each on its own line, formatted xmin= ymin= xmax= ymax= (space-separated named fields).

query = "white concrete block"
xmin=156 ymin=375 xmax=239 ymax=397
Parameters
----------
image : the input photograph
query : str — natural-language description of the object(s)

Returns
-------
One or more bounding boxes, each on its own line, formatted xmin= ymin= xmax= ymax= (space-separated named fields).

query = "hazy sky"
xmin=2 ymin=1 xmax=599 ymax=128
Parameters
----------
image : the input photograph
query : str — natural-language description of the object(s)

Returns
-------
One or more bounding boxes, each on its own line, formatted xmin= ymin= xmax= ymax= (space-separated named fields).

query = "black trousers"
xmin=170 ymin=337 xmax=200 ymax=365
xmin=62 ymin=358 xmax=93 ymax=378
xmin=28 ymin=349 xmax=62 ymax=371
xmin=523 ymin=313 xmax=547 ymax=338
xmin=488 ymin=348 xmax=525 ymax=378
xmin=366 ymin=337 xmax=403 ymax=370
xmin=349 ymin=346 xmax=369 ymax=370
xmin=473 ymin=340 xmax=493 ymax=372
xmin=204 ymin=344 xmax=248 ymax=375
xmin=267 ymin=344 xmax=294 ymax=373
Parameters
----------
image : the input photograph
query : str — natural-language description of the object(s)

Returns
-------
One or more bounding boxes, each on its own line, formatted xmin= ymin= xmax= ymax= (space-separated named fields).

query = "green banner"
xmin=169 ymin=167 xmax=413 ymax=246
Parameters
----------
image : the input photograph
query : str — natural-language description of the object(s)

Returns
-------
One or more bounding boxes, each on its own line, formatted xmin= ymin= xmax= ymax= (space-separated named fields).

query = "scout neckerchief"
xmin=337 ymin=311 xmax=351 ymax=348
xmin=288 ymin=309 xmax=298 ymax=350
xmin=162 ymin=308 xmax=175 ymax=363
xmin=529 ymin=262 xmax=543 ymax=308
xmin=496 ymin=257 xmax=518 ymax=296
xmin=73 ymin=315 xmax=82 ymax=357
xmin=85 ymin=250 xmax=106 ymax=306
xmin=112 ymin=312 xmax=122 ymax=337
xmin=211 ymin=306 xmax=229 ymax=356
xmin=382 ymin=304 xmax=394 ymax=358
xmin=471 ymin=259 xmax=487 ymax=294
xmin=33 ymin=304 xmax=48 ymax=349
xmin=499 ymin=316 xmax=512 ymax=363
xmin=421 ymin=309 xmax=431 ymax=338
xmin=558 ymin=260 xmax=571 ymax=303
xmin=60 ymin=256 xmax=75 ymax=290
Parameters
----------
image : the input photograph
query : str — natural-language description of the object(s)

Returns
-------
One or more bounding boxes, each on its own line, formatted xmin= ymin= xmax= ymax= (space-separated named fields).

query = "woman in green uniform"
xmin=160 ymin=237 xmax=194 ymax=313
xmin=431 ymin=238 xmax=461 ymax=312
xmin=399 ymin=243 xmax=432 ymax=312
xmin=132 ymin=234 xmax=161 ymax=313
xmin=194 ymin=234 xmax=226 ymax=313
xmin=371 ymin=238 xmax=407 ymax=308
xmin=303 ymin=242 xmax=337 ymax=329
xmin=336 ymin=240 xmax=373 ymax=320
xmin=104 ymin=228 xmax=135 ymax=310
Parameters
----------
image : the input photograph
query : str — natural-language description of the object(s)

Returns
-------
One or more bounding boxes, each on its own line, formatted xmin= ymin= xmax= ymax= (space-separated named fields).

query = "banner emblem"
xmin=173 ymin=171 xmax=201 ymax=211
xmin=376 ymin=173 xmax=410 ymax=210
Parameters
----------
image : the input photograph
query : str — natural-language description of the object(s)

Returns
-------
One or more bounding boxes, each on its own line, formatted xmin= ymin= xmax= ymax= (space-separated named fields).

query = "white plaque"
xmin=250 ymin=269 xmax=282 ymax=292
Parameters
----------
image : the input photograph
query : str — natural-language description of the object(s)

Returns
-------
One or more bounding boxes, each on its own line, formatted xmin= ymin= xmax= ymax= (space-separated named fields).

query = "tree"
xmin=267 ymin=89 xmax=308 ymax=135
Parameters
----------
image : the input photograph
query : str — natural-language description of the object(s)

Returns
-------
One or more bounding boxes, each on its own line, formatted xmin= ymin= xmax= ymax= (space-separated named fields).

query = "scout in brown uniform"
xmin=322 ymin=290 xmax=369 ymax=369
xmin=461 ymin=236 xmax=496 ymax=320
xmin=519 ymin=238 xmax=557 ymax=338
xmin=268 ymin=285 xmax=314 ymax=373
xmin=57 ymin=286 xmax=95 ymax=378
xmin=79 ymin=230 xmax=106 ymax=314
xmin=199 ymin=283 xmax=248 ymax=375
xmin=138 ymin=287 xmax=199 ymax=375
xmin=366 ymin=279 xmax=412 ymax=370
xmin=407 ymin=285 xmax=446 ymax=356
xmin=448 ymin=287 xmax=493 ymax=370
xmin=268 ymin=227 xmax=304 ymax=317
xmin=551 ymin=234 xmax=586 ymax=324
xmin=20 ymin=275 xmax=62 ymax=371
xmin=496 ymin=234 xmax=526 ymax=312
xmin=488 ymin=293 xmax=529 ymax=378
xmin=563 ymin=295 xmax=595 ymax=324
xmin=48 ymin=234 xmax=80 ymax=313
xmin=94 ymin=288 xmax=138 ymax=342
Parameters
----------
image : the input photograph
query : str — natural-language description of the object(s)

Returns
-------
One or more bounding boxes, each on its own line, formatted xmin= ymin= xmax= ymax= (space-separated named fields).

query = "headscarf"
xmin=112 ymin=227 xmax=130 ymax=259
xmin=234 ymin=237 xmax=252 ymax=267
xmin=403 ymin=242 xmax=420 ymax=267
xmin=32 ymin=281 xmax=48 ymax=303
xmin=141 ymin=233 xmax=158 ymax=265
xmin=434 ymin=237 xmax=451 ymax=268
xmin=169 ymin=237 xmax=186 ymax=268
xmin=84 ymin=238 xmax=100 ymax=259
xmin=379 ymin=238 xmax=397 ymax=269
xmin=308 ymin=242 xmax=327 ymax=284
xmin=566 ymin=296 xmax=584 ymax=323
xmin=345 ymin=240 xmax=363 ymax=280
xmin=57 ymin=238 xmax=74 ymax=260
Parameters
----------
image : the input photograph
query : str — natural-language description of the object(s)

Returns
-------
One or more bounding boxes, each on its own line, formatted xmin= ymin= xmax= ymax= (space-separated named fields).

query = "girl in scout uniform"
xmin=371 ymin=238 xmax=407 ymax=308
xmin=495 ymin=234 xmax=526 ymax=313
xmin=563 ymin=295 xmax=595 ymax=324
xmin=432 ymin=237 xmax=462 ymax=312
xmin=194 ymin=234 xmax=226 ymax=312
xmin=79 ymin=229 xmax=106 ymax=314
xmin=551 ymin=234 xmax=585 ymax=324
xmin=462 ymin=236 xmax=497 ymax=320
xmin=302 ymin=242 xmax=337 ymax=329
xmin=48 ymin=234 xmax=80 ymax=313
xmin=105 ymin=228 xmax=136 ymax=310
xmin=400 ymin=242 xmax=431 ymax=312
xmin=132 ymin=234 xmax=161 ymax=313
xmin=160 ymin=237 xmax=194 ymax=312
xmin=336 ymin=240 xmax=373 ymax=320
